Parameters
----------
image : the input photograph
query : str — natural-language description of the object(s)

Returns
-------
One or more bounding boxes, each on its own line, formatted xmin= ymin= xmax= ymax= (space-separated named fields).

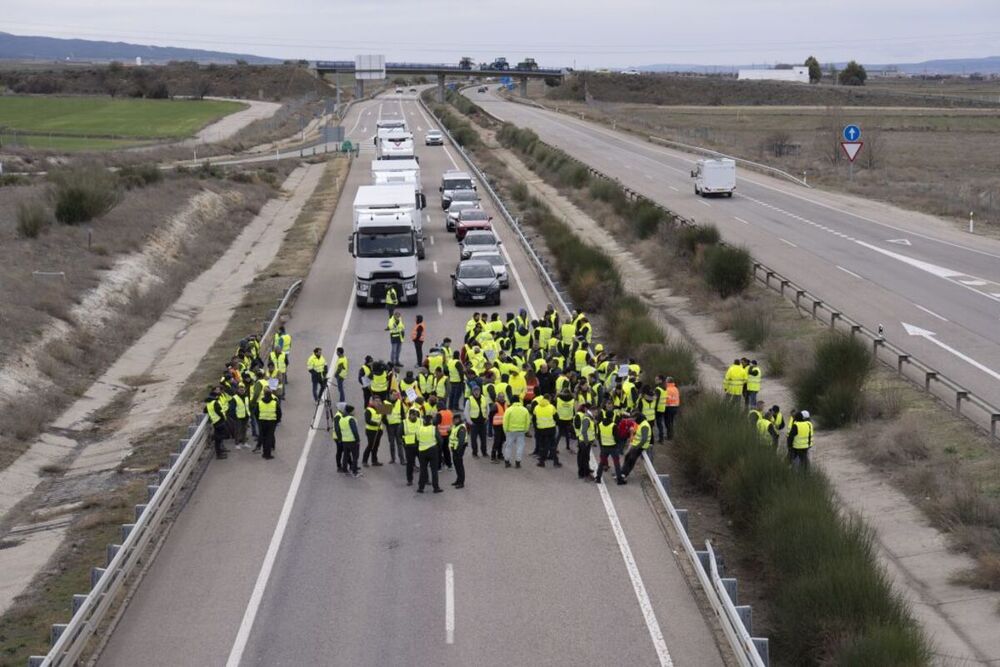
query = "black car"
xmin=451 ymin=259 xmax=501 ymax=306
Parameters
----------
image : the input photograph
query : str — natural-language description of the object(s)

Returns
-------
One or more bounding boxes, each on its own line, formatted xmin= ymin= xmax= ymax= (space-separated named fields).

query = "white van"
xmin=691 ymin=158 xmax=736 ymax=197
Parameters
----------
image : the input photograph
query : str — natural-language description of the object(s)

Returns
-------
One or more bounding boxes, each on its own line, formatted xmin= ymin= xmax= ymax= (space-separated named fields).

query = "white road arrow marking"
xmin=886 ymin=238 xmax=911 ymax=245
xmin=902 ymin=322 xmax=1000 ymax=382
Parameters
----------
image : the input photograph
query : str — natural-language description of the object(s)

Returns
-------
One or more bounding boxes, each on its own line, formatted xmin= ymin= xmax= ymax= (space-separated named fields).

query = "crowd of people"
xmin=319 ymin=305 xmax=681 ymax=493
xmin=723 ymin=357 xmax=815 ymax=468
xmin=203 ymin=305 xmax=813 ymax=487
xmin=203 ymin=325 xmax=293 ymax=461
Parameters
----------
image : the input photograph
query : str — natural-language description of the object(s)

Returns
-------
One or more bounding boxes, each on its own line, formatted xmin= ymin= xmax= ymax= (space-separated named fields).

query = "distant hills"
xmin=636 ymin=56 xmax=1000 ymax=76
xmin=0 ymin=31 xmax=281 ymax=64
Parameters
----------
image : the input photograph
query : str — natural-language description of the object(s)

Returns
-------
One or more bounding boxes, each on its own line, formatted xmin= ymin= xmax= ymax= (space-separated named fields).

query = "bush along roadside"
xmin=677 ymin=394 xmax=931 ymax=665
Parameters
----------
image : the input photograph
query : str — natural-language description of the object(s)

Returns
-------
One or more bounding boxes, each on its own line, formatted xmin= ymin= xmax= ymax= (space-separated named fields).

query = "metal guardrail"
xmin=317 ymin=60 xmax=565 ymax=76
xmin=418 ymin=97 xmax=576 ymax=312
xmin=646 ymin=135 xmax=810 ymax=188
xmin=33 ymin=280 xmax=304 ymax=667
xmin=643 ymin=457 xmax=768 ymax=667
xmin=479 ymin=111 xmax=1000 ymax=442
xmin=423 ymin=96 xmax=768 ymax=666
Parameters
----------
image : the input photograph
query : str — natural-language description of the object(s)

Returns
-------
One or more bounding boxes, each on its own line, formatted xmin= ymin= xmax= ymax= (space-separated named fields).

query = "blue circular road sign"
xmin=843 ymin=124 xmax=862 ymax=141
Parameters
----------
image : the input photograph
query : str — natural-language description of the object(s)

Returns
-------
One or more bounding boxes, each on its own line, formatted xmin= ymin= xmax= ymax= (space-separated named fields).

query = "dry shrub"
xmin=866 ymin=413 xmax=930 ymax=466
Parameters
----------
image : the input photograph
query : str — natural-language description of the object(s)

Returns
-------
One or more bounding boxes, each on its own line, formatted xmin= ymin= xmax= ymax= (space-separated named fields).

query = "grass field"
xmin=1 ymin=133 xmax=154 ymax=151
xmin=0 ymin=96 xmax=245 ymax=142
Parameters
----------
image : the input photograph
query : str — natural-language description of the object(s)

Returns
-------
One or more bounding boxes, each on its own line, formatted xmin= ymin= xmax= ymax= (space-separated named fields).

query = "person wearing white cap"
xmin=787 ymin=410 xmax=814 ymax=469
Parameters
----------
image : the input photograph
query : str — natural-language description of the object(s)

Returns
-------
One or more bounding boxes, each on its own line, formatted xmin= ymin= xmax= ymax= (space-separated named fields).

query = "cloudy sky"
xmin=2 ymin=0 xmax=999 ymax=68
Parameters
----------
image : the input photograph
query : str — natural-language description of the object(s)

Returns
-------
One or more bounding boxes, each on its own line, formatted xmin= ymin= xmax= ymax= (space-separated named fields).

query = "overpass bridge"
xmin=314 ymin=60 xmax=566 ymax=99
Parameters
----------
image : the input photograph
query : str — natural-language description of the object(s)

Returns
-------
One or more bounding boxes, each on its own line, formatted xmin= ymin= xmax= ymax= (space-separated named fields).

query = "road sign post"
xmin=841 ymin=124 xmax=862 ymax=180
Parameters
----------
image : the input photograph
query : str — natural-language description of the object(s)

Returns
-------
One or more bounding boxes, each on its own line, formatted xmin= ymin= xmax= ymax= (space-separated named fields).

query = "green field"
xmin=0 ymin=95 xmax=245 ymax=141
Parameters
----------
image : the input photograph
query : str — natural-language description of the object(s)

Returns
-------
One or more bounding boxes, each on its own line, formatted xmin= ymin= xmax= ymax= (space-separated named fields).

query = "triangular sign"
xmin=887 ymin=238 xmax=912 ymax=246
xmin=841 ymin=141 xmax=864 ymax=162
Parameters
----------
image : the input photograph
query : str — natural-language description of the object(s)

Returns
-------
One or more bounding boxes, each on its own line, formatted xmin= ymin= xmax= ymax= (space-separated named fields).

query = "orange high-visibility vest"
xmin=492 ymin=402 xmax=506 ymax=426
xmin=437 ymin=409 xmax=454 ymax=437
xmin=666 ymin=383 xmax=680 ymax=407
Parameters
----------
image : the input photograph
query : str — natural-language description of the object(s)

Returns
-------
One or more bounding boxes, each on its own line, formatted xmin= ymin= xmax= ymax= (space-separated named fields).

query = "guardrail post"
xmin=28 ymin=656 xmax=45 ymax=667
xmin=695 ymin=550 xmax=709 ymax=571
xmin=721 ymin=577 xmax=738 ymax=604
xmin=779 ymin=279 xmax=789 ymax=296
xmin=169 ymin=452 xmax=180 ymax=467
xmin=830 ymin=311 xmax=840 ymax=328
xmin=106 ymin=544 xmax=121 ymax=566
xmin=675 ymin=508 xmax=689 ymax=536
xmin=178 ymin=439 xmax=187 ymax=453
xmin=850 ymin=324 xmax=862 ymax=338
xmin=134 ymin=504 xmax=147 ymax=522
xmin=752 ymin=638 xmax=770 ymax=667
xmin=992 ymin=414 xmax=1000 ymax=439
xmin=794 ymin=289 xmax=805 ymax=308
xmin=873 ymin=338 xmax=885 ymax=356
xmin=187 ymin=425 xmax=198 ymax=437
xmin=147 ymin=485 xmax=159 ymax=501
xmin=812 ymin=299 xmax=823 ymax=317
xmin=72 ymin=594 xmax=87 ymax=615
xmin=955 ymin=390 xmax=969 ymax=414
xmin=90 ymin=567 xmax=106 ymax=590
xmin=158 ymin=468 xmax=169 ymax=483
xmin=50 ymin=624 xmax=67 ymax=645
xmin=735 ymin=605 xmax=752 ymax=633
xmin=897 ymin=354 xmax=910 ymax=375
xmin=121 ymin=524 xmax=135 ymax=540
xmin=657 ymin=473 xmax=671 ymax=494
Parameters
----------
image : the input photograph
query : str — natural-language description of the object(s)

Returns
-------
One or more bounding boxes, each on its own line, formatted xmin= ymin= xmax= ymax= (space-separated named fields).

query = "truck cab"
xmin=374 ymin=118 xmax=408 ymax=146
xmin=350 ymin=214 xmax=419 ymax=307
xmin=353 ymin=184 xmax=427 ymax=259
xmin=691 ymin=158 xmax=736 ymax=197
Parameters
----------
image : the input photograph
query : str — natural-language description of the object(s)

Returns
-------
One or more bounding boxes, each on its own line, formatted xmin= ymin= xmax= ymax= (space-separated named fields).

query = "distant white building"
xmin=737 ymin=66 xmax=809 ymax=83
xmin=135 ymin=56 xmax=142 ymax=67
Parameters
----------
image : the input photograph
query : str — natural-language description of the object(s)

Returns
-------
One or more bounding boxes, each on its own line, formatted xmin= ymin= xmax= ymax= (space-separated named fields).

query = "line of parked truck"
xmin=349 ymin=111 xmax=508 ymax=308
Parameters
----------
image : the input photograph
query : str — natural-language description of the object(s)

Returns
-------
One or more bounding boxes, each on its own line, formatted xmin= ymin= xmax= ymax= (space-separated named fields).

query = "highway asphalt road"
xmin=98 ymin=93 xmax=728 ymax=666
xmin=468 ymin=88 xmax=1000 ymax=420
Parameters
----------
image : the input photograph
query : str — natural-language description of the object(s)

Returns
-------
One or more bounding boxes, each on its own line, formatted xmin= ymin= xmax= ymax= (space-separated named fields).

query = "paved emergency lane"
xmin=99 ymin=93 xmax=727 ymax=667
xmin=469 ymin=88 xmax=1000 ymax=416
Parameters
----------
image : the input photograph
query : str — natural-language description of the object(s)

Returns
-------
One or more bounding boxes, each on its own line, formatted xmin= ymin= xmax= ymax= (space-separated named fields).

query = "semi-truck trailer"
xmin=371 ymin=158 xmax=421 ymax=192
xmin=376 ymin=129 xmax=415 ymax=161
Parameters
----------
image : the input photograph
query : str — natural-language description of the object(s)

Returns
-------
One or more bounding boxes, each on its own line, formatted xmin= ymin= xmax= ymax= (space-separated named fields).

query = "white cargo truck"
xmin=350 ymin=213 xmax=419 ymax=307
xmin=690 ymin=158 xmax=736 ymax=197
xmin=353 ymin=184 xmax=427 ymax=259
xmin=377 ymin=129 xmax=415 ymax=161
xmin=371 ymin=158 xmax=421 ymax=193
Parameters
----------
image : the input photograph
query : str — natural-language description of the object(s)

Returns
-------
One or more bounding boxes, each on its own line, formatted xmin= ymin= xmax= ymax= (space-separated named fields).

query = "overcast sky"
xmin=3 ymin=1 xmax=999 ymax=68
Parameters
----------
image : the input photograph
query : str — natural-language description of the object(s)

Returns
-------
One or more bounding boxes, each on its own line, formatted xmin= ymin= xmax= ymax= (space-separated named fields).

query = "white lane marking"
xmin=418 ymin=125 xmax=424 ymax=132
xmin=346 ymin=102 xmax=371 ymax=137
xmin=668 ymin=185 xmax=679 ymax=192
xmin=779 ymin=238 xmax=797 ymax=248
xmin=902 ymin=323 xmax=1000 ymax=382
xmin=854 ymin=240 xmax=962 ymax=278
xmin=914 ymin=304 xmax=948 ymax=322
xmin=595 ymin=458 xmax=674 ymax=666
xmin=440 ymin=107 xmax=667 ymax=657
xmin=960 ymin=279 xmax=988 ymax=286
xmin=437 ymin=297 xmax=443 ymax=315
xmin=698 ymin=200 xmax=711 ymax=208
xmin=445 ymin=563 xmax=455 ymax=645
xmin=433 ymin=261 xmax=439 ymax=274
xmin=836 ymin=265 xmax=863 ymax=280
xmin=644 ymin=174 xmax=654 ymax=181
xmin=226 ymin=286 xmax=357 ymax=667
xmin=734 ymin=216 xmax=749 ymax=225
xmin=430 ymin=235 xmax=435 ymax=246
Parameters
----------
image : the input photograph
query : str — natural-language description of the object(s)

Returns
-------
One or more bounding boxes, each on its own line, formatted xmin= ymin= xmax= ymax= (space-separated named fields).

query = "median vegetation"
xmin=676 ymin=395 xmax=930 ymax=665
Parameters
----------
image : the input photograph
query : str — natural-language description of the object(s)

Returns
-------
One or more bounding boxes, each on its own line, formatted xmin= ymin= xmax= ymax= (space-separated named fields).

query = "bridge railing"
xmin=31 ymin=281 xmax=304 ymax=667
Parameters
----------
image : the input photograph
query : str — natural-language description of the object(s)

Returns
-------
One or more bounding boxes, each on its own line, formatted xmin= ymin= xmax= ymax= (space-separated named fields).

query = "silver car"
xmin=467 ymin=250 xmax=509 ymax=288
xmin=425 ymin=129 xmax=444 ymax=146
xmin=459 ymin=229 xmax=501 ymax=259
